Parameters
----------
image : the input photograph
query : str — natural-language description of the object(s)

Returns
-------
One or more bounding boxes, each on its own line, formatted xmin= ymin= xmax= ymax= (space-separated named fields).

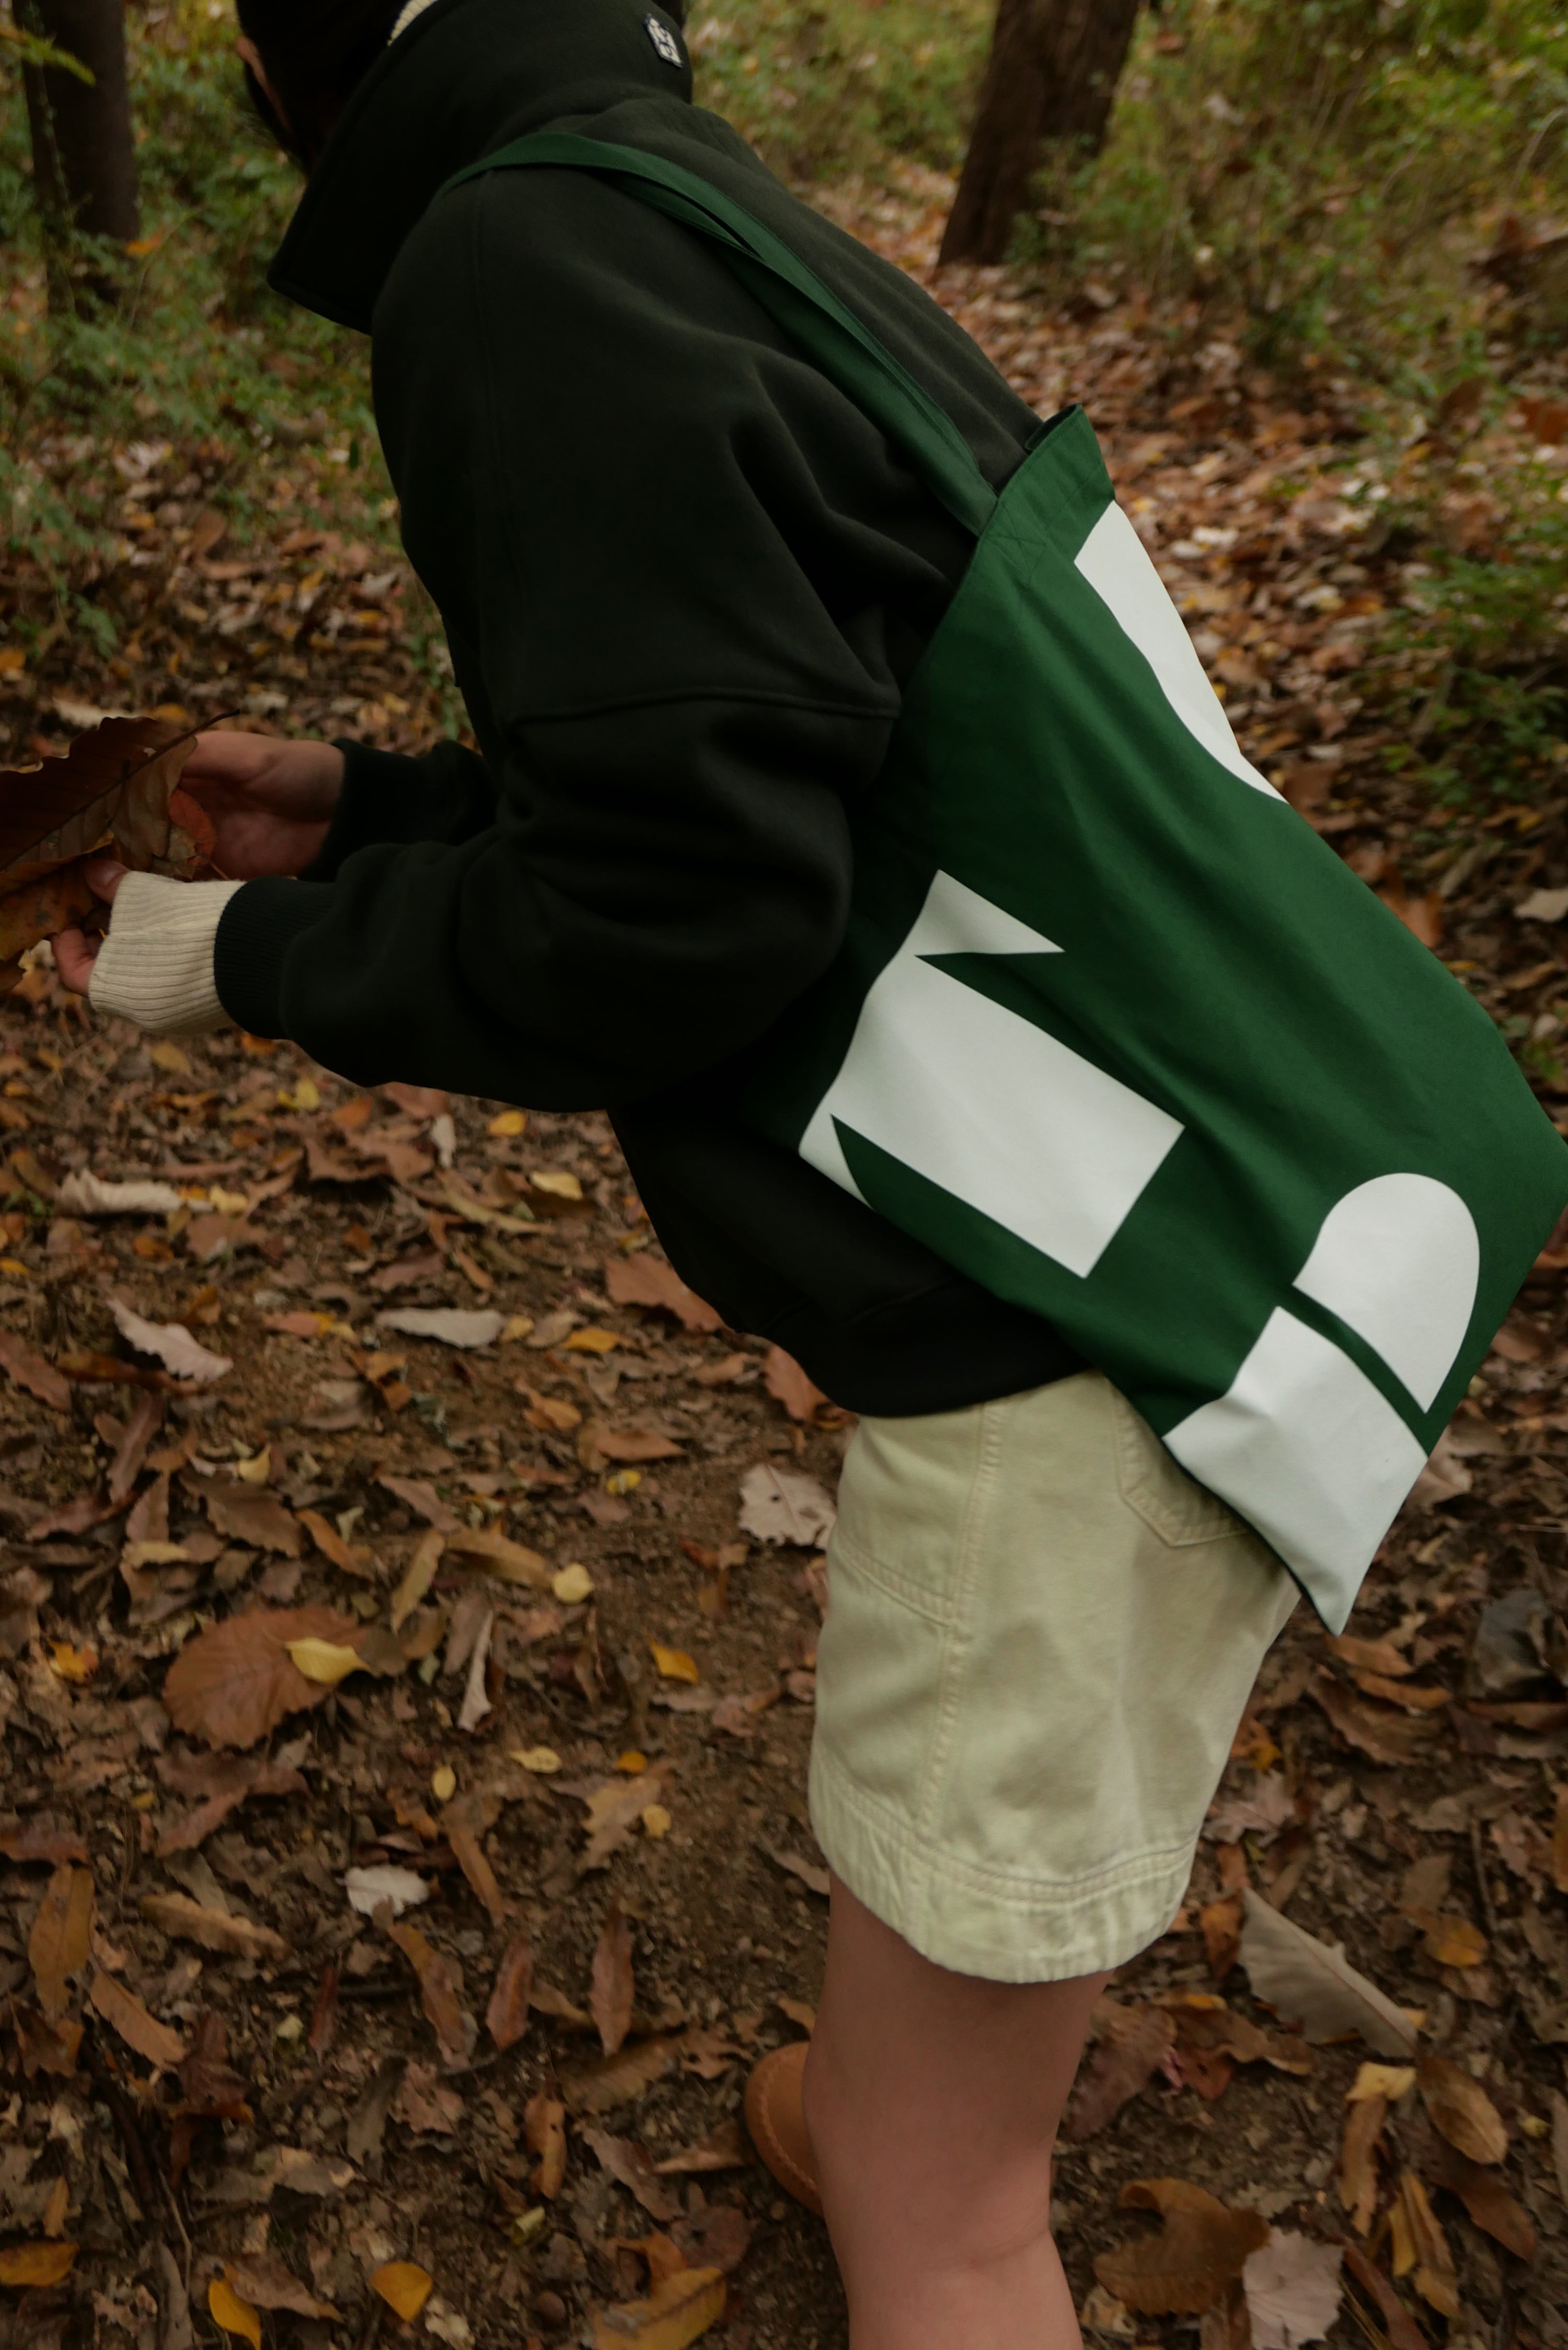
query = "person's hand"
xmin=179 ymin=729 xmax=344 ymax=878
xmin=52 ymin=857 xmax=126 ymax=997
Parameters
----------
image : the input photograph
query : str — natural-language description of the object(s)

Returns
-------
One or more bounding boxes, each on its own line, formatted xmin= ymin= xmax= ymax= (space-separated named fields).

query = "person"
xmin=53 ymin=2 xmax=1299 ymax=2341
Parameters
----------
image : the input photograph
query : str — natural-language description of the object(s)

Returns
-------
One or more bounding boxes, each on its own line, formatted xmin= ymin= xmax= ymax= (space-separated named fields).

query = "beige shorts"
xmin=809 ymin=1370 xmax=1298 ymax=1984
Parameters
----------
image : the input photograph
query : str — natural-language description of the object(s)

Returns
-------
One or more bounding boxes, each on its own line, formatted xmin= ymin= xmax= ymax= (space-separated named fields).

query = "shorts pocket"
xmin=1108 ymin=1381 xmax=1240 ymax=1548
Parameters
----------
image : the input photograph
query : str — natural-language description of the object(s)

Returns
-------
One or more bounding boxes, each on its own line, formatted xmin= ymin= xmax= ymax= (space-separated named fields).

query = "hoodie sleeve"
xmin=214 ymin=163 xmax=973 ymax=1105
xmin=302 ymin=738 xmax=499 ymax=881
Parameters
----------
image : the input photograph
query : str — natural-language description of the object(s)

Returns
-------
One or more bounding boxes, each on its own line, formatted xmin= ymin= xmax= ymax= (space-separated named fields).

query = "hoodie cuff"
xmin=213 ymin=877 xmax=335 ymax=1040
xmin=87 ymin=874 xmax=246 ymax=1037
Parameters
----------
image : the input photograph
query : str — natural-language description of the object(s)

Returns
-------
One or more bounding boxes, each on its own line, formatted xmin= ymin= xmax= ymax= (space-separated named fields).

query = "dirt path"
xmin=2 ymin=187 xmax=1568 ymax=2350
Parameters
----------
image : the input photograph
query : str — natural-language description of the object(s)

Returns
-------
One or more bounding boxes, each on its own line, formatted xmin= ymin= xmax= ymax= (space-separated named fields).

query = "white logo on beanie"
xmin=644 ymin=13 xmax=683 ymax=65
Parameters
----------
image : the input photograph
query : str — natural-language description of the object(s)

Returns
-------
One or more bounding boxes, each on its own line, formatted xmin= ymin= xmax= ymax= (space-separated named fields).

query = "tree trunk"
xmin=18 ymin=0 xmax=140 ymax=309
xmin=940 ymin=0 xmax=1141 ymax=268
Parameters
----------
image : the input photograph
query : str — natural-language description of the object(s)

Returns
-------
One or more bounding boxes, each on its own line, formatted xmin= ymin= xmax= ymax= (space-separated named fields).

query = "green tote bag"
xmin=441 ymin=133 xmax=1568 ymax=1630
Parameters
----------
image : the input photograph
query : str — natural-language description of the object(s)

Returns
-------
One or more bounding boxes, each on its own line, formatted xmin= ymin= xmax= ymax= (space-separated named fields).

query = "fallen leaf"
xmin=155 ymin=1749 xmax=307 ymax=1856
xmin=762 ymin=1345 xmax=831 ymax=1423
xmin=1340 ymin=2094 xmax=1386 ymax=2233
xmin=0 ymin=1330 xmax=70 ymax=1413
xmin=1417 ymin=2053 xmax=1508 ymax=2164
xmin=141 ymin=1894 xmax=287 ymax=1961
xmin=0 ymin=1826 xmax=88 ymax=1864
xmin=604 ymin=1254 xmax=722 ymax=1332
xmin=378 ymin=1471 xmax=458 ymax=1531
xmin=28 ymin=1864 xmax=95 ymax=2021
xmin=1311 ymin=1671 xmax=1435 ymax=1764
xmin=203 ymin=1481 xmax=301 ymax=1556
xmin=1239 ymin=1888 xmax=1417 ymax=2056
xmin=1200 ymin=1895 xmax=1243 ymax=1983
xmin=579 ymin=1763 xmax=675 ymax=1872
xmin=650 ymin=1643 xmax=700 ymax=1685
xmin=1553 ymin=1784 xmax=1568 ymax=1895
xmin=207 ymin=2278 xmax=262 ymax=2348
xmin=110 ymin=1294 xmax=231 ymax=1382
xmin=443 ymin=1523 xmax=552 ymax=1587
xmin=1094 ymin=2180 xmax=1271 ymax=2316
xmin=163 ymin=1605 xmax=361 ymax=1748
xmin=553 ymin=1562 xmax=594 ymax=1603
xmin=345 ymin=1864 xmax=431 ymax=1918
xmin=89 ymin=1971 xmax=186 ymax=2069
xmin=1242 ymin=2231 xmax=1343 ymax=2348
xmin=592 ymin=1901 xmax=636 ymax=2058
xmin=590 ymin=2263 xmax=725 ymax=2350
xmin=526 ymin=2089 xmax=568 ymax=2197
xmin=1348 ymin=2063 xmax=1415 ymax=2102
xmin=512 ymin=1745 xmax=562 ymax=1774
xmin=1341 ymin=2242 xmax=1429 ymax=2350
xmin=285 ymin=1635 xmax=365 ymax=1686
xmin=0 ymin=2243 xmax=77 ymax=2287
xmin=737 ymin=1461 xmax=835 ymax=1547
xmin=223 ymin=2254 xmax=338 ymax=2321
xmin=652 ymin=2118 xmax=751 ymax=2176
xmin=1431 ymin=2142 xmax=1536 ymax=2259
xmin=759 ymin=1841 xmax=829 ymax=1897
xmin=1389 ymin=2169 xmax=1458 ymax=2318
xmin=56 ymin=1171 xmax=183 ymax=1216
xmin=387 ymin=1918 xmax=470 ymax=2065
xmin=488 ymin=1926 xmax=533 ymax=2051
xmin=564 ymin=2034 xmax=682 ymax=2117
xmin=445 ymin=1791 xmax=505 ymax=1926
xmin=587 ymin=1423 xmax=685 ymax=1464
xmin=372 ymin=2264 xmax=434 ymax=2323
xmin=1064 ymin=2000 xmax=1179 ymax=2140
xmin=585 ymin=2126 xmax=680 ymax=2221
xmin=1550 ymin=2090 xmax=1568 ymax=2210
xmin=379 ymin=1306 xmax=505 ymax=1349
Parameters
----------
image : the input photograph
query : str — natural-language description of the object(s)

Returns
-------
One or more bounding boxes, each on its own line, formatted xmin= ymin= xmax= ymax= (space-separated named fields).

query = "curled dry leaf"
xmin=1239 ymin=1888 xmax=1417 ymax=2057
xmin=110 ymin=1295 xmax=232 ymax=1384
xmin=1340 ymin=2243 xmax=1429 ymax=2350
xmin=762 ymin=1344 xmax=831 ymax=1424
xmin=1390 ymin=2169 xmax=1458 ymax=2318
xmin=141 ymin=1893 xmax=286 ymax=1961
xmin=378 ymin=1306 xmax=505 ymax=1350
xmin=89 ymin=1971 xmax=186 ymax=2070
xmin=564 ymin=2034 xmax=682 ymax=2118
xmin=28 ymin=1864 xmax=95 ymax=2021
xmin=0 ymin=2242 xmax=77 ymax=2288
xmin=652 ymin=2118 xmax=750 ymax=2177
xmin=487 ymin=1925 xmax=533 ymax=2052
xmin=371 ymin=2264 xmax=434 ymax=2323
xmin=1093 ymin=2180 xmax=1271 ymax=2316
xmin=1064 ymin=2000 xmax=1178 ymax=2141
xmin=445 ymin=1790 xmax=505 ymax=1926
xmin=590 ymin=2263 xmax=726 ymax=2350
xmin=603 ymin=1253 xmax=722 ymax=1332
xmin=526 ymin=2089 xmax=568 ymax=2198
xmin=1340 ymin=2095 xmax=1386 ymax=2233
xmin=442 ymin=1522 xmax=553 ymax=1587
xmin=592 ymin=1900 xmax=636 ymax=2059
xmin=1417 ymin=2054 xmax=1508 ymax=2165
xmin=584 ymin=2126 xmax=681 ymax=2222
xmin=163 ymin=1605 xmax=361 ymax=1749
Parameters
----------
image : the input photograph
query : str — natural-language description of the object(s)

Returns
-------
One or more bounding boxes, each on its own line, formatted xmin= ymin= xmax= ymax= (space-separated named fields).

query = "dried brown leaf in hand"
xmin=89 ymin=1971 xmax=186 ymax=2070
xmin=141 ymin=1893 xmax=287 ymax=1961
xmin=163 ymin=1605 xmax=360 ymax=1748
xmin=1239 ymin=1888 xmax=1417 ymax=2057
xmin=591 ymin=1901 xmax=636 ymax=2058
xmin=1416 ymin=2053 xmax=1508 ymax=2165
xmin=1241 ymin=2232 xmax=1343 ymax=2350
xmin=603 ymin=1254 xmax=722 ymax=1332
xmin=110 ymin=1295 xmax=232 ymax=1383
xmin=526 ymin=2088 xmax=568 ymax=2197
xmin=28 ymin=1864 xmax=95 ymax=2021
xmin=584 ymin=2126 xmax=680 ymax=2221
xmin=589 ymin=2264 xmax=725 ymax=2350
xmin=1094 ymin=2179 xmax=1271 ymax=2316
xmin=1063 ymin=2000 xmax=1178 ymax=2141
xmin=487 ymin=1926 xmax=533 ymax=2052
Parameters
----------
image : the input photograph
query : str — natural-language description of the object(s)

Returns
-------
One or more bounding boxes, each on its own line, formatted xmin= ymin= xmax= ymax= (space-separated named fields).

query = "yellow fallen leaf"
xmin=616 ymin=1751 xmax=649 ymax=1775
xmin=606 ymin=1469 xmax=642 ymax=1497
xmin=650 ymin=1643 xmax=700 ymax=1685
xmin=47 ymin=1640 xmax=97 ymax=1684
xmin=208 ymin=2278 xmax=262 ymax=2347
xmin=1348 ymin=2062 xmax=1417 ymax=2104
xmin=1520 ymin=2112 xmax=1550 ymax=2139
xmin=591 ymin=2264 xmax=725 ymax=2350
xmin=149 ymin=1040 xmax=192 ymax=1076
xmin=207 ymin=1186 xmax=249 ymax=1215
xmin=0 ymin=1256 xmax=30 ymax=1275
xmin=431 ymin=1765 xmax=457 ymax=1803
xmin=501 ymin=1314 xmax=535 ymax=1342
xmin=642 ymin=1804 xmax=672 ymax=1840
xmin=235 ymin=1449 xmax=271 ymax=1485
xmin=511 ymin=1746 xmax=562 ymax=1774
xmin=285 ymin=1637 xmax=365 ymax=1686
xmin=552 ymin=1563 xmax=594 ymax=1604
xmin=530 ymin=1169 xmax=582 ymax=1200
xmin=489 ymin=1109 xmax=528 ymax=1136
xmin=0 ymin=2243 xmax=77 ymax=2288
xmin=0 ymin=647 xmax=26 ymax=675
xmin=564 ymin=1326 xmax=620 ymax=1353
xmin=372 ymin=2263 xmax=434 ymax=2323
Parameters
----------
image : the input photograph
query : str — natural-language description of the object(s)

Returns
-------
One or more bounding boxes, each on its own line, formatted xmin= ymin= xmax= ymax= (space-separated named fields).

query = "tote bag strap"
xmin=439 ymin=130 xmax=999 ymax=538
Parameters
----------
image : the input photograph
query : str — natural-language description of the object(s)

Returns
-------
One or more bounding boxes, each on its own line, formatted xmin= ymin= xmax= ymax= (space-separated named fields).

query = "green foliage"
xmin=0 ymin=3 xmax=387 ymax=614
xmin=1058 ymin=0 xmax=1568 ymax=386
xmin=686 ymin=0 xmax=991 ymax=177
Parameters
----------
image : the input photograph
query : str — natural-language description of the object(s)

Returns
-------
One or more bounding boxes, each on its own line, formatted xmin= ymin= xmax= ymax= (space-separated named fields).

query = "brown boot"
xmin=743 ymin=2040 xmax=823 ymax=2216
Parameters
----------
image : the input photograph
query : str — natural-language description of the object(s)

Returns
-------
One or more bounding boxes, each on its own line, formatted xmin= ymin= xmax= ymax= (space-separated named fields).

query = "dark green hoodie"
xmin=216 ymin=0 xmax=1083 ymax=1413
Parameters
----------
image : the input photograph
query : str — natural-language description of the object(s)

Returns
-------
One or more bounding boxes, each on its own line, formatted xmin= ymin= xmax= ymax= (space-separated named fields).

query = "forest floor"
xmin=3 ymin=171 xmax=1568 ymax=2350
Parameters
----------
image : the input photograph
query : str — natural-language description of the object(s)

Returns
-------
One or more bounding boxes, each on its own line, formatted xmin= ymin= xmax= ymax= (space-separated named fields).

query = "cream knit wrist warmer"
xmin=87 ymin=873 xmax=246 ymax=1038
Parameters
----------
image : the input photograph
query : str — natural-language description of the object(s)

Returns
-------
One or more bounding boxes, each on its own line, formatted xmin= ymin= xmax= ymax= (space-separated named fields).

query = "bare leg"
xmin=802 ymin=1874 xmax=1106 ymax=2350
